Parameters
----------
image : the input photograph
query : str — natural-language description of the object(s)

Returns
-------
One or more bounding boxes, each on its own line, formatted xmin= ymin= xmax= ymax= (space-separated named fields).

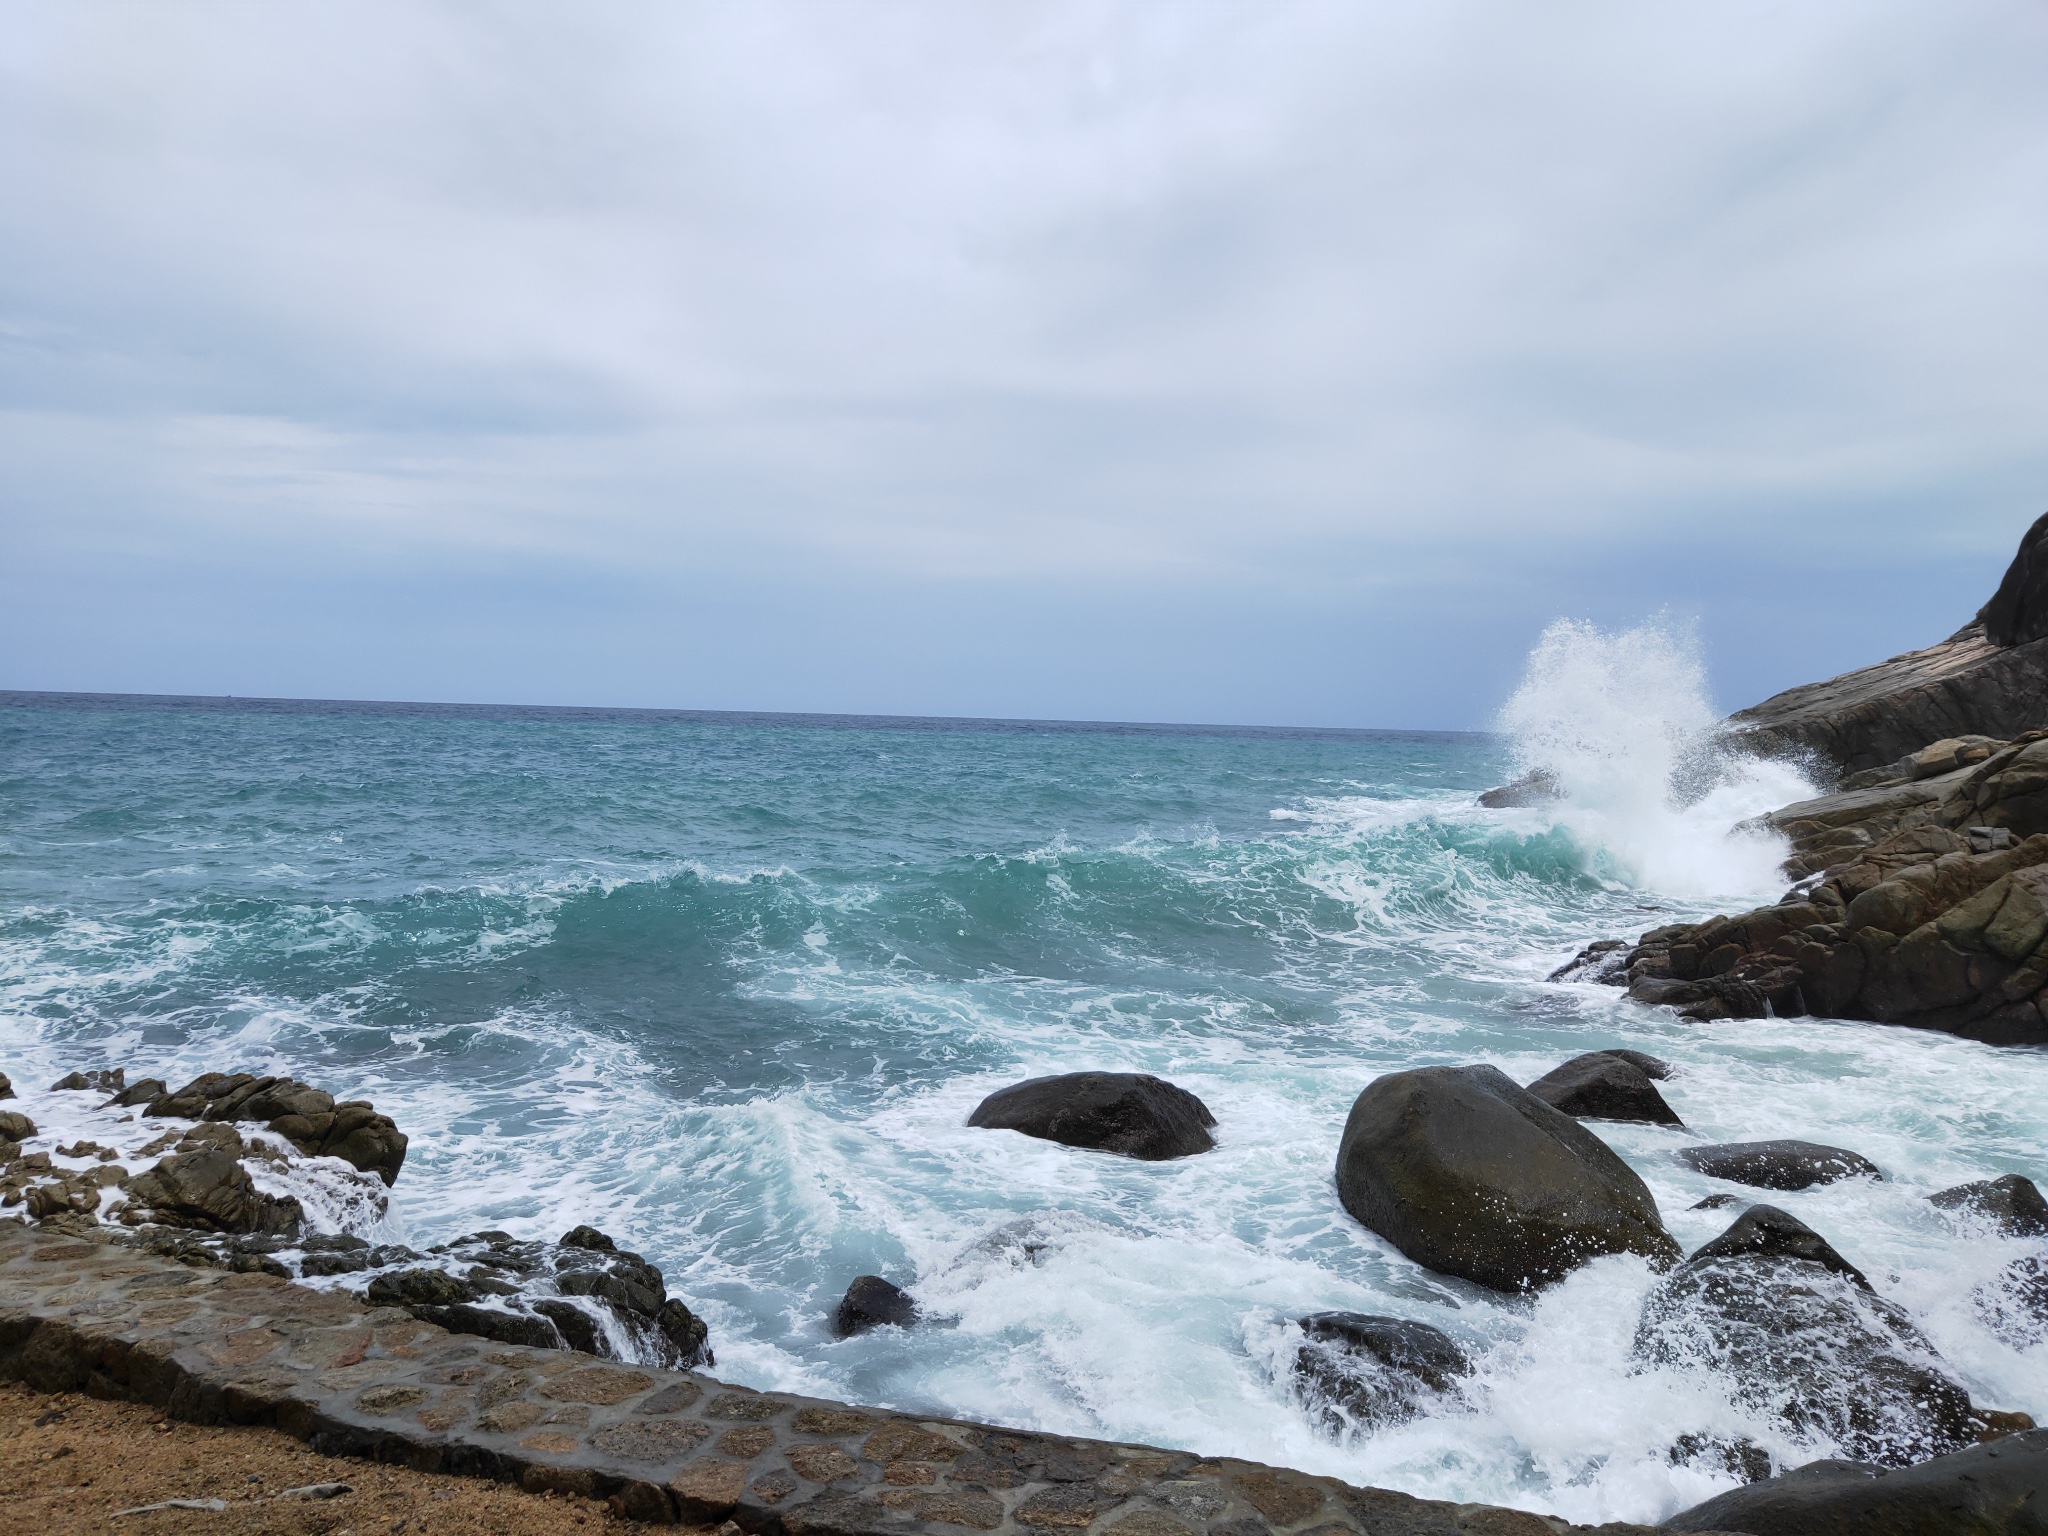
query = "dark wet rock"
xmin=1526 ymin=1053 xmax=1684 ymax=1127
xmin=1478 ymin=768 xmax=1560 ymax=809
xmin=1930 ymin=1173 xmax=2048 ymax=1238
xmin=1666 ymin=1432 xmax=1774 ymax=1486
xmin=0 ymin=1071 xmax=12 ymax=1099
xmin=1601 ymin=1049 xmax=1674 ymax=1080
xmin=144 ymin=1071 xmax=408 ymax=1185
xmin=1334 ymin=1064 xmax=1680 ymax=1292
xmin=1677 ymin=1139 xmax=1882 ymax=1191
xmin=1684 ymin=1203 xmax=1872 ymax=1288
xmin=1635 ymin=1206 xmax=2028 ymax=1467
xmin=1290 ymin=1312 xmax=1469 ymax=1434
xmin=1665 ymin=1427 xmax=2048 ymax=1534
xmin=120 ymin=1148 xmax=304 ymax=1237
xmin=1689 ymin=1193 xmax=1744 ymax=1211
xmin=50 ymin=1068 xmax=123 ymax=1092
xmin=0 ymin=1110 xmax=34 ymax=1142
xmin=347 ymin=1226 xmax=711 ymax=1369
xmin=967 ymin=1072 xmax=1216 ymax=1160
xmin=1548 ymin=940 xmax=1631 ymax=984
xmin=1974 ymin=1254 xmax=2048 ymax=1345
xmin=111 ymin=1078 xmax=167 ymax=1108
xmin=834 ymin=1275 xmax=917 ymax=1337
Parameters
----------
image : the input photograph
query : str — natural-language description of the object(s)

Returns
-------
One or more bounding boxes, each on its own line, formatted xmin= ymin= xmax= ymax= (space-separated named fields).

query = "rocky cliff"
xmin=1722 ymin=511 xmax=2048 ymax=782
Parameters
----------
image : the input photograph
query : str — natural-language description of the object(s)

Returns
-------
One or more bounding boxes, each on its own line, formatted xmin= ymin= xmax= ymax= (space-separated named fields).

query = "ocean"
xmin=5 ymin=658 xmax=2046 ymax=1525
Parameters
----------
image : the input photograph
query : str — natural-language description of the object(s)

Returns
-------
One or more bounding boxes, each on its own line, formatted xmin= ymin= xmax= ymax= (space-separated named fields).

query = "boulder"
xmin=0 ymin=1110 xmax=34 ymax=1142
xmin=0 ymin=1071 xmax=12 ymax=1099
xmin=834 ymin=1275 xmax=918 ymax=1337
xmin=1526 ymin=1053 xmax=1684 ymax=1126
xmin=1677 ymin=1139 xmax=1881 ymax=1190
xmin=1665 ymin=1428 xmax=2048 ymax=1534
xmin=1290 ymin=1312 xmax=1469 ymax=1433
xmin=967 ymin=1072 xmax=1216 ymax=1160
xmin=120 ymin=1148 xmax=304 ymax=1237
xmin=1334 ymin=1064 xmax=1680 ymax=1292
xmin=1478 ymin=768 xmax=1560 ymax=808
xmin=1635 ymin=1206 xmax=2028 ymax=1467
xmin=1929 ymin=1173 xmax=2048 ymax=1238
xmin=112 ymin=1078 xmax=167 ymax=1107
xmin=1975 ymin=1254 xmax=2048 ymax=1345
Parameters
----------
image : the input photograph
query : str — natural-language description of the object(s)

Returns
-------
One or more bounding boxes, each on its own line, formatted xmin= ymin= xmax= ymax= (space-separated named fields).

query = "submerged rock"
xmin=1525 ymin=1052 xmax=1683 ymax=1126
xmin=834 ymin=1275 xmax=918 ymax=1337
xmin=1477 ymin=768 xmax=1560 ymax=809
xmin=1634 ymin=1205 xmax=2029 ymax=1467
xmin=349 ymin=1226 xmax=712 ymax=1369
xmin=1334 ymin=1063 xmax=1679 ymax=1292
xmin=1677 ymin=1139 xmax=1881 ymax=1190
xmin=967 ymin=1072 xmax=1216 ymax=1160
xmin=1930 ymin=1173 xmax=2048 ymax=1238
xmin=1665 ymin=1427 xmax=2048 ymax=1535
xmin=1290 ymin=1312 xmax=1469 ymax=1434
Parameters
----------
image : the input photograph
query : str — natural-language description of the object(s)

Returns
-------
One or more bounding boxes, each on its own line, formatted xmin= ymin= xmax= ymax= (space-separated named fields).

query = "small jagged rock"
xmin=1290 ymin=1312 xmax=1469 ymax=1433
xmin=1334 ymin=1063 xmax=1679 ymax=1292
xmin=1525 ymin=1053 xmax=1683 ymax=1126
xmin=834 ymin=1276 xmax=918 ymax=1337
xmin=1929 ymin=1173 xmax=2048 ymax=1238
xmin=50 ymin=1068 xmax=123 ymax=1092
xmin=1677 ymin=1139 xmax=1882 ymax=1190
xmin=967 ymin=1072 xmax=1216 ymax=1160
xmin=144 ymin=1071 xmax=408 ymax=1186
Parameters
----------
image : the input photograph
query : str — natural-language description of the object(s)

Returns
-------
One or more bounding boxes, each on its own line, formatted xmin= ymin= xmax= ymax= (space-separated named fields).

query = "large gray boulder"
xmin=1664 ymin=1428 xmax=2048 ymax=1534
xmin=1635 ymin=1206 xmax=2030 ymax=1468
xmin=967 ymin=1072 xmax=1216 ymax=1160
xmin=1334 ymin=1064 xmax=1680 ymax=1292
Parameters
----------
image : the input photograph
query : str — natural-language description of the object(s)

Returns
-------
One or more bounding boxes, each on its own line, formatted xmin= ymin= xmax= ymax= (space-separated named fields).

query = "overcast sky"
xmin=5 ymin=1 xmax=2047 ymax=727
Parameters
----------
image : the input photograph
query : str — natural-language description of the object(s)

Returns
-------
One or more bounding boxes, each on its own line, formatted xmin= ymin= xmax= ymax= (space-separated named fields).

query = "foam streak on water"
xmin=2 ymin=689 xmax=2044 ymax=1526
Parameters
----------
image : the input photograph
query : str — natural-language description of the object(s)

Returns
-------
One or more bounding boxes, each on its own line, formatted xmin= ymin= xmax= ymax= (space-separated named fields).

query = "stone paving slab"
xmin=0 ymin=1223 xmax=1680 ymax=1536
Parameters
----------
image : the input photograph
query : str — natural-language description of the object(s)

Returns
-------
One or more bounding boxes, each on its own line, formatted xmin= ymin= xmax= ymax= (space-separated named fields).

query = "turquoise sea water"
xmin=4 ymin=688 xmax=2045 ymax=1524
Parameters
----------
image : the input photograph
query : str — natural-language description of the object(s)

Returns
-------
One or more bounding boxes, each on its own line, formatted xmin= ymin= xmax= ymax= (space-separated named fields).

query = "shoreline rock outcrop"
xmin=967 ymin=1072 xmax=1217 ymax=1160
xmin=1334 ymin=1064 xmax=1680 ymax=1292
xmin=1289 ymin=1312 xmax=1470 ymax=1435
xmin=1633 ymin=1205 xmax=2031 ymax=1468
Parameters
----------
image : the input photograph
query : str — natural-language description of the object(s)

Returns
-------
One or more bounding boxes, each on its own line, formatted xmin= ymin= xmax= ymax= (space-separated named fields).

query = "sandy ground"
xmin=0 ymin=1381 xmax=704 ymax=1535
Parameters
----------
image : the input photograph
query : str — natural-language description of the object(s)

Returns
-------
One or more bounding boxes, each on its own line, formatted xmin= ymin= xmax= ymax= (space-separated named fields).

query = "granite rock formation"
xmin=145 ymin=1071 xmax=409 ymax=1186
xmin=1289 ymin=1312 xmax=1469 ymax=1435
xmin=1721 ymin=513 xmax=2048 ymax=781
xmin=1333 ymin=1064 xmax=1680 ymax=1292
xmin=1633 ymin=1206 xmax=2030 ymax=1467
xmin=1526 ymin=1052 xmax=1683 ymax=1127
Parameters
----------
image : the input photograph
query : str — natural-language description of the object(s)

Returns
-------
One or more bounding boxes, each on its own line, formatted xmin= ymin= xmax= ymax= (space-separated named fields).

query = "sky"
xmin=4 ymin=1 xmax=2047 ymax=729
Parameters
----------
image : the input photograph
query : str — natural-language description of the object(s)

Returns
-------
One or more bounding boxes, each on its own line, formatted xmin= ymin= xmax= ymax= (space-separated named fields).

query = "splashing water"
xmin=1498 ymin=618 xmax=1818 ymax=900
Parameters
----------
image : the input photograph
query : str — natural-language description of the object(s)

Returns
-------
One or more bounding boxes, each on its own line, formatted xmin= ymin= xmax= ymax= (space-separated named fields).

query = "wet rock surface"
xmin=1288 ymin=1313 xmax=1469 ymax=1435
xmin=1664 ymin=1427 xmax=2048 ymax=1535
xmin=835 ymin=1276 xmax=917 ymax=1338
xmin=1634 ymin=1206 xmax=2030 ymax=1467
xmin=1525 ymin=1052 xmax=1683 ymax=1127
xmin=144 ymin=1071 xmax=409 ymax=1187
xmin=967 ymin=1073 xmax=1217 ymax=1161
xmin=1334 ymin=1063 xmax=1680 ymax=1292
xmin=1930 ymin=1173 xmax=2048 ymax=1237
xmin=351 ymin=1227 xmax=713 ymax=1370
xmin=0 ymin=1223 xmax=1670 ymax=1536
xmin=1675 ymin=1140 xmax=1882 ymax=1191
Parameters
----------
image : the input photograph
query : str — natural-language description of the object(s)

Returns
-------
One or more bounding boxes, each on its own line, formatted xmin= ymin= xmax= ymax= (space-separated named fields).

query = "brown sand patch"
xmin=0 ymin=1380 xmax=711 ymax=1535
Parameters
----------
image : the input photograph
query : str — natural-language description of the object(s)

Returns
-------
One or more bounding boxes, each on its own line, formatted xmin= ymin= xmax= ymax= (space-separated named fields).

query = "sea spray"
xmin=1497 ymin=617 xmax=1816 ymax=899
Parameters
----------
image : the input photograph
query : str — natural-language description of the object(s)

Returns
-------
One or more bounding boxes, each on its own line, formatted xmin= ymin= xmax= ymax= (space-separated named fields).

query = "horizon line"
xmin=0 ymin=687 xmax=1489 ymax=741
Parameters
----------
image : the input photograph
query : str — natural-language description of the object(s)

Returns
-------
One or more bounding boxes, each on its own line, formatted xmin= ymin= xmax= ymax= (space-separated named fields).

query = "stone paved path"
xmin=0 ymin=1223 xmax=1682 ymax=1536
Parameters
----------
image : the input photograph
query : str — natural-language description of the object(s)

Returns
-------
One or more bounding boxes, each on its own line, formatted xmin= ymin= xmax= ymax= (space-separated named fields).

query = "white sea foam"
xmin=1496 ymin=617 xmax=1817 ymax=900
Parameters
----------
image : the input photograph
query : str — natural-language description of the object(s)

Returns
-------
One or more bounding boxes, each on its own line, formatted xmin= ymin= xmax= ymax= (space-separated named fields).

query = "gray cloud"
xmin=4 ymin=0 xmax=2046 ymax=722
